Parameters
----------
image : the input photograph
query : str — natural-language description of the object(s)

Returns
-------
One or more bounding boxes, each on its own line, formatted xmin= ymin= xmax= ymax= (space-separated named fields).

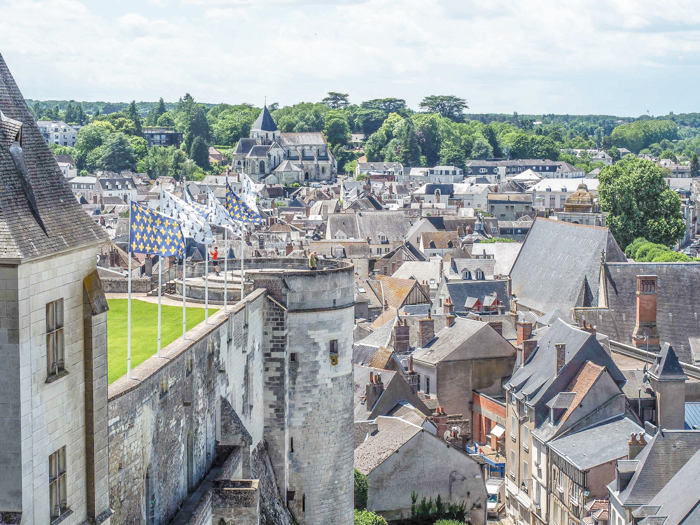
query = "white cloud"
xmin=1 ymin=0 xmax=700 ymax=114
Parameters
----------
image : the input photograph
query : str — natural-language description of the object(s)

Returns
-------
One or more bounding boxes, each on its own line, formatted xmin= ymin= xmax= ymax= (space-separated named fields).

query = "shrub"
xmin=434 ymin=521 xmax=464 ymax=525
xmin=641 ymin=247 xmax=669 ymax=262
xmin=634 ymin=242 xmax=665 ymax=261
xmin=354 ymin=510 xmax=387 ymax=525
xmin=624 ymin=237 xmax=648 ymax=258
xmin=651 ymin=251 xmax=691 ymax=262
xmin=354 ymin=469 xmax=369 ymax=510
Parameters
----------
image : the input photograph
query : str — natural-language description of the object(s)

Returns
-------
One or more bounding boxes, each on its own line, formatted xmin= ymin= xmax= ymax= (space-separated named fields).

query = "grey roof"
xmin=546 ymin=392 xmax=576 ymax=410
xmin=0 ymin=53 xmax=106 ymax=260
xmin=651 ymin=343 xmax=688 ymax=382
xmin=616 ymin=430 xmax=700 ymax=507
xmin=637 ymin=447 xmax=700 ymax=525
xmin=412 ymin=317 xmax=515 ymax=365
xmin=444 ymin=280 xmax=510 ymax=314
xmin=575 ymin=263 xmax=700 ymax=365
xmin=234 ymin=138 xmax=257 ymax=155
xmin=548 ymin=415 xmax=644 ymax=471
xmin=400 ymin=304 xmax=431 ymax=316
xmin=327 ymin=211 xmax=408 ymax=245
xmin=252 ymin=105 xmax=278 ymax=132
xmin=354 ymin=416 xmax=422 ymax=474
xmin=247 ymin=144 xmax=271 ymax=158
xmin=353 ymin=319 xmax=396 ymax=366
xmin=510 ymin=218 xmax=626 ymax=316
xmin=353 ymin=365 xmax=397 ymax=421
xmin=472 ymin=242 xmax=523 ymax=277
xmin=507 ymin=319 xmax=626 ymax=414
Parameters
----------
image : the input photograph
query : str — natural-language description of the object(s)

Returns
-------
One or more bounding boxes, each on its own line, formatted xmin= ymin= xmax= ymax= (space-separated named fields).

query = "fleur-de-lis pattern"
xmin=129 ymin=201 xmax=185 ymax=258
xmin=162 ymin=190 xmax=214 ymax=245
xmin=226 ymin=183 xmax=263 ymax=224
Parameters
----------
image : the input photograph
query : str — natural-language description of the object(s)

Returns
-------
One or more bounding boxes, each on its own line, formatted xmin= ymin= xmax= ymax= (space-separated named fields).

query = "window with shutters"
xmin=46 ymin=299 xmax=66 ymax=380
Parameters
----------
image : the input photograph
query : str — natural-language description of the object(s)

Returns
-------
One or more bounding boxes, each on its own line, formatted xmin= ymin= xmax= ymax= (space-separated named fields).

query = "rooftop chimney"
xmin=365 ymin=373 xmax=384 ymax=411
xmin=516 ymin=321 xmax=533 ymax=347
xmin=286 ymin=243 xmax=294 ymax=256
xmin=632 ymin=275 xmax=660 ymax=351
xmin=444 ymin=297 xmax=454 ymax=315
xmin=522 ymin=339 xmax=537 ymax=365
xmin=432 ymin=407 xmax=449 ymax=438
xmin=628 ymin=432 xmax=646 ymax=460
xmin=406 ymin=355 xmax=419 ymax=393
xmin=446 ymin=314 xmax=456 ymax=328
xmin=418 ymin=313 xmax=435 ymax=347
xmin=489 ymin=321 xmax=503 ymax=336
xmin=394 ymin=318 xmax=410 ymax=354
xmin=555 ymin=343 xmax=566 ymax=375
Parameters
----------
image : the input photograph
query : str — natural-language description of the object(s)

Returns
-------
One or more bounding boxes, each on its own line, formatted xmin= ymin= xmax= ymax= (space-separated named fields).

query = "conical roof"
xmin=253 ymin=105 xmax=278 ymax=132
xmin=651 ymin=343 xmax=688 ymax=382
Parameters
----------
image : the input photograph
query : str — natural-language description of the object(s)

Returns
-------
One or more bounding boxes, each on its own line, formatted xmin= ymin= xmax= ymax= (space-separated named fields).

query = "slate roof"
xmin=412 ymin=318 xmax=489 ymax=363
xmin=279 ymin=132 xmax=327 ymax=146
xmin=636 ymin=447 xmax=700 ymax=525
xmin=470 ymin=242 xmax=522 ymax=277
xmin=353 ymin=319 xmax=396 ymax=366
xmin=353 ymin=365 xmax=397 ymax=421
xmin=392 ymin=261 xmax=441 ymax=286
xmin=252 ymin=105 xmax=278 ymax=132
xmin=574 ymin=263 xmax=700 ymax=364
xmin=248 ymin=144 xmax=271 ymax=158
xmin=510 ymin=218 xmax=626 ymax=316
xmin=650 ymin=343 xmax=688 ymax=381
xmin=354 ymin=416 xmax=422 ymax=474
xmin=685 ymin=403 xmax=700 ymax=430
xmin=234 ymin=138 xmax=257 ymax=155
xmin=549 ymin=415 xmax=644 ymax=471
xmin=615 ymin=430 xmax=700 ymax=507
xmin=327 ymin=211 xmax=408 ymax=245
xmin=507 ymin=319 xmax=626 ymax=415
xmin=0 ymin=53 xmax=106 ymax=260
xmin=444 ymin=280 xmax=510 ymax=314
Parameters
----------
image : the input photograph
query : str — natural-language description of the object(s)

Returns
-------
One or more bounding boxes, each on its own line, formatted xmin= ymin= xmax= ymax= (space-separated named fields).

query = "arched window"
xmin=475 ymin=268 xmax=485 ymax=280
xmin=463 ymin=270 xmax=471 ymax=280
xmin=259 ymin=160 xmax=265 ymax=173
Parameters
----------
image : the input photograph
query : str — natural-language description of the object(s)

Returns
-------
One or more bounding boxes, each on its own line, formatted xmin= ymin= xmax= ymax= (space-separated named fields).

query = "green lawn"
xmin=107 ymin=299 xmax=217 ymax=384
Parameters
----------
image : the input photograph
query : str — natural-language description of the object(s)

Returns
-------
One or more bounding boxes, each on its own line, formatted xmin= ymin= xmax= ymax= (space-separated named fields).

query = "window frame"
xmin=46 ymin=299 xmax=66 ymax=380
xmin=49 ymin=446 xmax=69 ymax=521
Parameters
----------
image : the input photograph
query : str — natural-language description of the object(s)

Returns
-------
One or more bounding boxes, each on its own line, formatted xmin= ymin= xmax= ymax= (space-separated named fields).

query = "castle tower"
xmin=251 ymin=104 xmax=279 ymax=143
xmin=253 ymin=261 xmax=355 ymax=525
xmin=648 ymin=343 xmax=688 ymax=430
xmin=0 ymin=53 xmax=111 ymax=524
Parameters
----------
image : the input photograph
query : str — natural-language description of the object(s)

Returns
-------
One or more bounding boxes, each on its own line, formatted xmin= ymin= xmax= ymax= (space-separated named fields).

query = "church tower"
xmin=251 ymin=104 xmax=279 ymax=144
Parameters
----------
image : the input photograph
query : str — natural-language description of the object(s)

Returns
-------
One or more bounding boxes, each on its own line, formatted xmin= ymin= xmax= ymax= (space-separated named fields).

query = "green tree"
xmin=598 ymin=158 xmax=685 ymax=249
xmin=125 ymin=100 xmax=143 ymax=136
xmin=99 ymin=132 xmax=137 ymax=172
xmin=184 ymin=106 xmax=211 ymax=152
xmin=148 ymin=97 xmax=167 ymax=125
xmin=354 ymin=469 xmax=368 ymax=510
xmin=129 ymin=136 xmax=149 ymax=164
xmin=419 ymin=95 xmax=468 ymax=122
xmin=483 ymin=124 xmax=503 ymax=158
xmin=608 ymin=146 xmax=621 ymax=163
xmin=74 ymin=123 xmax=111 ymax=171
xmin=324 ymin=111 xmax=351 ymax=147
xmin=157 ymin=112 xmax=176 ymax=128
xmin=414 ymin=114 xmax=441 ymax=166
xmin=361 ymin=98 xmax=407 ymax=114
xmin=356 ymin=173 xmax=368 ymax=181
xmin=190 ymin=136 xmax=210 ymax=170
xmin=394 ymin=118 xmax=421 ymax=167
xmin=322 ymin=92 xmax=350 ymax=109
xmin=142 ymin=146 xmax=187 ymax=180
xmin=353 ymin=510 xmax=386 ymax=525
xmin=660 ymin=149 xmax=677 ymax=162
xmin=344 ymin=159 xmax=358 ymax=175
xmin=470 ymin=136 xmax=493 ymax=159
xmin=691 ymin=153 xmax=700 ymax=177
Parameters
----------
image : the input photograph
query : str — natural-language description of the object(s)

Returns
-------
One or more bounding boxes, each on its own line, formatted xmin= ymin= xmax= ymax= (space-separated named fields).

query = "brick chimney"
xmin=446 ymin=314 xmax=456 ymax=327
xmin=516 ymin=321 xmax=533 ymax=347
xmin=433 ymin=406 xmax=448 ymax=438
xmin=418 ymin=313 xmax=435 ymax=347
xmin=285 ymin=243 xmax=294 ymax=256
xmin=628 ymin=432 xmax=646 ymax=460
xmin=632 ymin=275 xmax=660 ymax=351
xmin=522 ymin=339 xmax=537 ymax=364
xmin=365 ymin=372 xmax=384 ymax=411
xmin=394 ymin=318 xmax=410 ymax=354
xmin=489 ymin=321 xmax=503 ymax=336
xmin=443 ymin=297 xmax=454 ymax=315
xmin=580 ymin=319 xmax=596 ymax=337
xmin=555 ymin=343 xmax=566 ymax=375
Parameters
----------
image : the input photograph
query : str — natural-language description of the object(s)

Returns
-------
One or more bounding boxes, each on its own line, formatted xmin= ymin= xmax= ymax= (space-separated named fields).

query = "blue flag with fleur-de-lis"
xmin=129 ymin=201 xmax=185 ymax=258
xmin=226 ymin=183 xmax=263 ymax=224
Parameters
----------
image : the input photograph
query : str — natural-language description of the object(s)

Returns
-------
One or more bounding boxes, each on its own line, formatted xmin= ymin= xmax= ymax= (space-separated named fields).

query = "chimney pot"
xmin=633 ymin=275 xmax=660 ymax=351
xmin=516 ymin=321 xmax=533 ymax=347
xmin=446 ymin=314 xmax=456 ymax=327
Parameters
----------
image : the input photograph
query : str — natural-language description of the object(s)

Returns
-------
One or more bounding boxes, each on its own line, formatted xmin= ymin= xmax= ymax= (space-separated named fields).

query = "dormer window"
xmin=463 ymin=270 xmax=471 ymax=280
xmin=475 ymin=269 xmax=485 ymax=280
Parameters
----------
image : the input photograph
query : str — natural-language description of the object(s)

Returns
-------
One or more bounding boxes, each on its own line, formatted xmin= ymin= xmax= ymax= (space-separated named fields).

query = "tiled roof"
xmin=421 ymin=231 xmax=459 ymax=250
xmin=369 ymin=275 xmax=426 ymax=309
xmin=575 ymin=263 xmax=700 ymax=365
xmin=0 ymin=53 xmax=107 ymax=260
xmin=354 ymin=416 xmax=422 ymax=474
xmin=557 ymin=362 xmax=605 ymax=425
xmin=353 ymin=365 xmax=397 ymax=421
xmin=510 ymin=218 xmax=626 ymax=315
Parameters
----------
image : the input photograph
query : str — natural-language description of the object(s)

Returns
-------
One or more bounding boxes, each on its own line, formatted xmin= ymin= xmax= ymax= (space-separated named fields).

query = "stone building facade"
xmin=107 ymin=259 xmax=356 ymax=525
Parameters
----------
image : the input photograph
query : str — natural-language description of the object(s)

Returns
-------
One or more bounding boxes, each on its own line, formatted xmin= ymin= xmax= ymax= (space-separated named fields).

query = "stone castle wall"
xmin=106 ymin=259 xmax=355 ymax=525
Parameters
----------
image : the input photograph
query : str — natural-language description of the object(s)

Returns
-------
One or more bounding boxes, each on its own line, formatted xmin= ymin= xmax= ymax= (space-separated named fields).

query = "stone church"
xmin=0 ymin=53 xmax=354 ymax=525
xmin=232 ymin=105 xmax=337 ymax=184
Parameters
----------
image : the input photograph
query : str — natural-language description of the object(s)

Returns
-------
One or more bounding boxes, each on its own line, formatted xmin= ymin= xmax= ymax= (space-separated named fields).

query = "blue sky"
xmin=1 ymin=0 xmax=699 ymax=116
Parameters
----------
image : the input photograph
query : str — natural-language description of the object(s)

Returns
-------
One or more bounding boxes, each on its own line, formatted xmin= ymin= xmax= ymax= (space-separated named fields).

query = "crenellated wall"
xmin=106 ymin=259 xmax=355 ymax=525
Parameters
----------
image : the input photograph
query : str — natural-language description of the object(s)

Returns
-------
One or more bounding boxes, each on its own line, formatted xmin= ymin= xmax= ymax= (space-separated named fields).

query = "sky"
xmin=1 ymin=0 xmax=700 ymax=116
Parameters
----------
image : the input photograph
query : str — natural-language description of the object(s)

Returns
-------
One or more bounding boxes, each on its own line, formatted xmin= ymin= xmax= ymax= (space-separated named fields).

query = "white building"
xmin=453 ymin=182 xmax=491 ymax=210
xmin=407 ymin=166 xmax=464 ymax=184
xmin=37 ymin=120 xmax=78 ymax=147
xmin=529 ymin=178 xmax=599 ymax=211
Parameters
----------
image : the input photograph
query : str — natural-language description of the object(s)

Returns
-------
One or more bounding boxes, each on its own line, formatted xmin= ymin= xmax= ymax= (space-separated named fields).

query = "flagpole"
xmin=158 ymin=187 xmax=163 ymax=358
xmin=241 ymin=223 xmax=246 ymax=300
xmin=127 ymin=246 xmax=132 ymax=380
xmin=205 ymin=244 xmax=209 ymax=323
xmin=182 ymin=246 xmax=187 ymax=340
xmin=224 ymin=226 xmax=228 ymax=310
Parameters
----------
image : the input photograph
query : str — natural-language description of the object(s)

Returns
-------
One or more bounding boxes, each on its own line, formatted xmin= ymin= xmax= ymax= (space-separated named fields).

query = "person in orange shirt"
xmin=210 ymin=246 xmax=220 ymax=275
